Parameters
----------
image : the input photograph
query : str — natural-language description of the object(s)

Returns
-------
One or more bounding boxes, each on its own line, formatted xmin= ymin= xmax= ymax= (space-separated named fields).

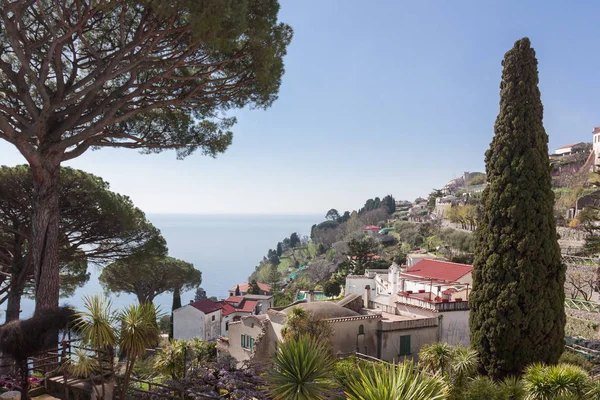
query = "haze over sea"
xmin=15 ymin=214 xmax=319 ymax=319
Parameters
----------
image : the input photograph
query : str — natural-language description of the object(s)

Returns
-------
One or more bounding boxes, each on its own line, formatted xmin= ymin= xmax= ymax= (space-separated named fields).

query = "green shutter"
xmin=241 ymin=334 xmax=246 ymax=348
xmin=250 ymin=337 xmax=255 ymax=350
xmin=399 ymin=335 xmax=411 ymax=355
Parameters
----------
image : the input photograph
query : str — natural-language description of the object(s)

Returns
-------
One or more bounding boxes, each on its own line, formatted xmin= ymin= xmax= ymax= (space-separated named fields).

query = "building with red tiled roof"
xmin=345 ymin=262 xmax=472 ymax=349
xmin=174 ymin=294 xmax=273 ymax=342
xmin=190 ymin=299 xmax=223 ymax=314
xmin=363 ymin=225 xmax=380 ymax=235
xmin=403 ymin=259 xmax=472 ymax=283
xmin=228 ymin=282 xmax=272 ymax=296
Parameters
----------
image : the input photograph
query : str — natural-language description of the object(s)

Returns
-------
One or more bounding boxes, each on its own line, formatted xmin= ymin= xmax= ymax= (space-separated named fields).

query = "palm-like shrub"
xmin=187 ymin=338 xmax=217 ymax=368
xmin=523 ymin=363 xmax=590 ymax=400
xmin=420 ymin=342 xmax=478 ymax=397
xmin=118 ymin=302 xmax=160 ymax=400
xmin=154 ymin=339 xmax=188 ymax=380
xmin=268 ymin=336 xmax=337 ymax=400
xmin=462 ymin=376 xmax=504 ymax=400
xmin=73 ymin=295 xmax=118 ymax=351
xmin=419 ymin=343 xmax=453 ymax=375
xmin=587 ymin=380 xmax=600 ymax=400
xmin=498 ymin=376 xmax=526 ymax=400
xmin=451 ymin=346 xmax=479 ymax=386
xmin=343 ymin=360 xmax=448 ymax=400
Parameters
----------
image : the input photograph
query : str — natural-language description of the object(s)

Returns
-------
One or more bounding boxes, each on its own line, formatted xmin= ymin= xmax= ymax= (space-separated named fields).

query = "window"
xmin=358 ymin=325 xmax=364 ymax=335
xmin=225 ymin=322 xmax=229 ymax=331
xmin=399 ymin=335 xmax=411 ymax=356
xmin=211 ymin=315 xmax=215 ymax=321
xmin=241 ymin=334 xmax=255 ymax=350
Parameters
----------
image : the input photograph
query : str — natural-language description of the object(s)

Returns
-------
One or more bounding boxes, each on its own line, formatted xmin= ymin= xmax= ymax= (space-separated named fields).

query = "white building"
xmin=174 ymin=295 xmax=273 ymax=341
xmin=345 ymin=259 xmax=472 ymax=346
xmin=173 ymin=299 xmax=223 ymax=341
xmin=594 ymin=128 xmax=600 ymax=171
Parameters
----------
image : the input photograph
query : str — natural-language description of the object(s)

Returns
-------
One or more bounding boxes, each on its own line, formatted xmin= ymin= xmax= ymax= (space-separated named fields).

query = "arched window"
xmin=358 ymin=325 xmax=364 ymax=335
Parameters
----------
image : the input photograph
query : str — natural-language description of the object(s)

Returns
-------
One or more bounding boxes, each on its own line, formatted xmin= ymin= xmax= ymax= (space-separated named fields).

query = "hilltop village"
xmin=172 ymin=126 xmax=600 ymax=369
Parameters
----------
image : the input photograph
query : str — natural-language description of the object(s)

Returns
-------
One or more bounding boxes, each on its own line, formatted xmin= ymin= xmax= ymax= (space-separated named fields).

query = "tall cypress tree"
xmin=169 ymin=286 xmax=182 ymax=340
xmin=469 ymin=37 xmax=565 ymax=379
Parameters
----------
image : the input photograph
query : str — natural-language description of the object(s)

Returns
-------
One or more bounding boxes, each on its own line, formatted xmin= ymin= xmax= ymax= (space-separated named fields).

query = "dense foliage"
xmin=0 ymin=0 xmax=292 ymax=315
xmin=0 ymin=165 xmax=165 ymax=321
xmin=99 ymin=256 xmax=201 ymax=304
xmin=469 ymin=37 xmax=565 ymax=378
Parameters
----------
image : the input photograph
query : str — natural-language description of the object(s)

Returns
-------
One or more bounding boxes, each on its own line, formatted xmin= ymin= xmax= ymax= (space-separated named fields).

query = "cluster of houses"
xmin=550 ymin=127 xmax=600 ymax=220
xmin=172 ymin=257 xmax=473 ymax=367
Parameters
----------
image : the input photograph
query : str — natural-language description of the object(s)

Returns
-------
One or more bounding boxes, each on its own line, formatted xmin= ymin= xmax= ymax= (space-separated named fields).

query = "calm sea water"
xmin=16 ymin=214 xmax=320 ymax=319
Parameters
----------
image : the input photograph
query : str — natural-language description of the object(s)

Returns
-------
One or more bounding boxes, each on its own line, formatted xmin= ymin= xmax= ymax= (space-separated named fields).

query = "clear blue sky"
xmin=1 ymin=1 xmax=599 ymax=214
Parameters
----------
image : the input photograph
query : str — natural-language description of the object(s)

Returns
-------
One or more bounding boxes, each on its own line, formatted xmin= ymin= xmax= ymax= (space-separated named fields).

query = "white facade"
xmin=439 ymin=310 xmax=470 ymax=346
xmin=594 ymin=128 xmax=600 ymax=170
xmin=173 ymin=305 xmax=222 ymax=341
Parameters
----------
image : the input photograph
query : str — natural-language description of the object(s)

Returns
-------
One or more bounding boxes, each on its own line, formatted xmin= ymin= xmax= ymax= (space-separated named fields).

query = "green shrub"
xmin=559 ymin=351 xmax=594 ymax=372
xmin=462 ymin=376 xmax=505 ymax=400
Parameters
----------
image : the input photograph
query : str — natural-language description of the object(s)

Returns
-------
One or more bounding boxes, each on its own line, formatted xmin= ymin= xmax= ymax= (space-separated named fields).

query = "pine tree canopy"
xmin=469 ymin=37 xmax=565 ymax=379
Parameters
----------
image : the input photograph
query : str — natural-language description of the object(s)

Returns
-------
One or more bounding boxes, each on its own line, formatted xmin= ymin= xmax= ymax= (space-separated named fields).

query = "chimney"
xmin=363 ymin=285 xmax=371 ymax=308
xmin=308 ymin=290 xmax=314 ymax=303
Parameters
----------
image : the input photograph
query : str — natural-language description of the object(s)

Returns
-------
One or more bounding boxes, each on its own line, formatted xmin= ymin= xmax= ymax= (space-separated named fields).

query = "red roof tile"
xmin=594 ymin=127 xmax=600 ymax=135
xmin=224 ymin=296 xmax=243 ymax=304
xmin=228 ymin=282 xmax=272 ymax=293
xmin=404 ymin=259 xmax=472 ymax=282
xmin=190 ymin=299 xmax=222 ymax=314
xmin=219 ymin=302 xmax=236 ymax=316
xmin=238 ymin=300 xmax=258 ymax=313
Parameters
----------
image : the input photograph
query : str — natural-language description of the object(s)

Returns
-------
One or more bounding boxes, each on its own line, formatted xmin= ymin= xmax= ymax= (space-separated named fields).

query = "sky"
xmin=1 ymin=1 xmax=600 ymax=214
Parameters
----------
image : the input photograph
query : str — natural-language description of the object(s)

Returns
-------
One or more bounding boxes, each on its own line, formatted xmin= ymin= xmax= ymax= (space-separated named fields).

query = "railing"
xmin=565 ymin=298 xmax=600 ymax=313
xmin=565 ymin=343 xmax=600 ymax=361
xmin=116 ymin=375 xmax=222 ymax=399
xmin=562 ymin=254 xmax=599 ymax=267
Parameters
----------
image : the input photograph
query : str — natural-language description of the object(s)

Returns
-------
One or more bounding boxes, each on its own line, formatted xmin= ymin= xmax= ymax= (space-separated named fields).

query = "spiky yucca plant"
xmin=419 ymin=342 xmax=454 ymax=376
xmin=268 ymin=336 xmax=337 ymax=400
xmin=119 ymin=302 xmax=160 ymax=400
xmin=73 ymin=295 xmax=118 ymax=350
xmin=343 ymin=360 xmax=448 ymax=400
xmin=523 ymin=363 xmax=590 ymax=400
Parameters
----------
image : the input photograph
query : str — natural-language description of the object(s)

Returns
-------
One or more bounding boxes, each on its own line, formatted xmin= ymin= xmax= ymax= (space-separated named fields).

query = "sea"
xmin=15 ymin=214 xmax=320 ymax=319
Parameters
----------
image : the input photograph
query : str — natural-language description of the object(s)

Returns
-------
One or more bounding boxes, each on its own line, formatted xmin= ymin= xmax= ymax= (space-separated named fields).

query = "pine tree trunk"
xmin=31 ymin=162 xmax=61 ymax=316
xmin=5 ymin=280 xmax=22 ymax=322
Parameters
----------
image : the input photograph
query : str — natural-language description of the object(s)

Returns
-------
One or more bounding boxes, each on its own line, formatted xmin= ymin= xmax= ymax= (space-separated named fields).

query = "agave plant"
xmin=268 ymin=336 xmax=337 ymax=400
xmin=523 ymin=363 xmax=591 ymax=400
xmin=343 ymin=360 xmax=448 ymax=400
xmin=118 ymin=302 xmax=160 ymax=400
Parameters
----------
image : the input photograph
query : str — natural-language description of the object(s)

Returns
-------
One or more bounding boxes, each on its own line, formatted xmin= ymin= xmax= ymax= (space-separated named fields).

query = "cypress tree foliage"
xmin=469 ymin=37 xmax=565 ymax=379
xmin=169 ymin=287 xmax=182 ymax=340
